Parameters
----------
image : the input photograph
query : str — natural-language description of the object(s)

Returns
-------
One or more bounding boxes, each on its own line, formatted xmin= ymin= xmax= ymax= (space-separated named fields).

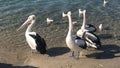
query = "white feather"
xmin=99 ymin=24 xmax=103 ymax=31
xmin=25 ymin=32 xmax=37 ymax=50
xmin=103 ymin=0 xmax=108 ymax=7
xmin=46 ymin=18 xmax=53 ymax=25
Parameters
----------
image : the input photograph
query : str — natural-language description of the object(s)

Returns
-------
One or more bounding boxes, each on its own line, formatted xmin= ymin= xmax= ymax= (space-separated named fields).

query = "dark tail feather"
xmin=36 ymin=38 xmax=47 ymax=54
xmin=36 ymin=38 xmax=46 ymax=54
xmin=29 ymin=34 xmax=47 ymax=54
xmin=87 ymin=32 xmax=102 ymax=48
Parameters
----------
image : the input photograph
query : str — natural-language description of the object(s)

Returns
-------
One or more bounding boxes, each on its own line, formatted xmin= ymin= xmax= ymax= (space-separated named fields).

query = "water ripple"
xmin=0 ymin=0 xmax=120 ymax=30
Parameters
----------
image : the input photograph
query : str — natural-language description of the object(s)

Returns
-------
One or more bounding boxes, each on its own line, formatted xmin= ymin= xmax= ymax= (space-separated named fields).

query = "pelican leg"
xmin=79 ymin=51 xmax=86 ymax=58
xmin=77 ymin=51 xmax=80 ymax=58
xmin=80 ymin=51 xmax=83 ymax=57
xmin=72 ymin=51 xmax=80 ymax=60
xmin=70 ymin=51 xmax=74 ymax=57
xmin=72 ymin=51 xmax=74 ymax=56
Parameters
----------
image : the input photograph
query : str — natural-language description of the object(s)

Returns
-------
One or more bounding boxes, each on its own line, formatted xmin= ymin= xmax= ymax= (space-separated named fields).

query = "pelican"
xmin=63 ymin=11 xmax=87 ymax=59
xmin=77 ymin=10 xmax=101 ymax=49
xmin=103 ymin=0 xmax=108 ymax=7
xmin=79 ymin=9 xmax=96 ymax=32
xmin=17 ymin=15 xmax=47 ymax=54
xmin=46 ymin=18 xmax=54 ymax=25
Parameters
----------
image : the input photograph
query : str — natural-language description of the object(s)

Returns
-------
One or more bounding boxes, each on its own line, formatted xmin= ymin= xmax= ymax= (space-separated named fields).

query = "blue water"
xmin=0 ymin=0 xmax=120 ymax=30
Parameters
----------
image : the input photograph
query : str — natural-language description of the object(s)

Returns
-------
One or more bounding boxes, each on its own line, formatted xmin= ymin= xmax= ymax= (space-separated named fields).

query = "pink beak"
xmin=17 ymin=18 xmax=32 ymax=31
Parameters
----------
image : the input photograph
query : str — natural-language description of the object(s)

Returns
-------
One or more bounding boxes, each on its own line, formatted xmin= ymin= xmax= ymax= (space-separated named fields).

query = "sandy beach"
xmin=0 ymin=21 xmax=120 ymax=68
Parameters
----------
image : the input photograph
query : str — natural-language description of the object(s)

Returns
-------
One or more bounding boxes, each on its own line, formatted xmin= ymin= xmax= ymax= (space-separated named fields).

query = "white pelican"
xmin=63 ymin=11 xmax=87 ymax=59
xmin=103 ymin=0 xmax=108 ymax=7
xmin=46 ymin=18 xmax=54 ymax=25
xmin=17 ymin=15 xmax=47 ymax=54
xmin=77 ymin=10 xmax=101 ymax=49
xmin=79 ymin=9 xmax=96 ymax=32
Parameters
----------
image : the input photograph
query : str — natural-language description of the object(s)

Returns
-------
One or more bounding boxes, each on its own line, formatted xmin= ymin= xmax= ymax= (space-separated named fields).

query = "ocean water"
xmin=0 ymin=0 xmax=120 ymax=31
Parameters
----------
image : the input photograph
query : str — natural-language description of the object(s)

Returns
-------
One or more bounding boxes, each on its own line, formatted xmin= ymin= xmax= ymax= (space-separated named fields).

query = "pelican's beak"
xmin=17 ymin=18 xmax=32 ymax=31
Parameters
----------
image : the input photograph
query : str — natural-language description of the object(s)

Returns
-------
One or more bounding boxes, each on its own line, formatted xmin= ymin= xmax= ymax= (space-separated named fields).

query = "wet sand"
xmin=0 ymin=20 xmax=120 ymax=68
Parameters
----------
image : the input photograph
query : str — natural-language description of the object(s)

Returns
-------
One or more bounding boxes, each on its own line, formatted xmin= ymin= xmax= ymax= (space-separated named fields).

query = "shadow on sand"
xmin=98 ymin=34 xmax=113 ymax=39
xmin=0 ymin=63 xmax=37 ymax=68
xmin=47 ymin=47 xmax=70 ymax=57
xmin=86 ymin=44 xmax=120 ymax=59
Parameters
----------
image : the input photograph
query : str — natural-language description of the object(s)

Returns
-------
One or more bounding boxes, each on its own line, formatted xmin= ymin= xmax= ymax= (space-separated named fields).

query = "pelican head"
xmin=62 ymin=11 xmax=71 ymax=17
xmin=78 ymin=9 xmax=86 ymax=17
xmin=17 ymin=15 xmax=36 ymax=31
xmin=79 ymin=9 xmax=83 ymax=17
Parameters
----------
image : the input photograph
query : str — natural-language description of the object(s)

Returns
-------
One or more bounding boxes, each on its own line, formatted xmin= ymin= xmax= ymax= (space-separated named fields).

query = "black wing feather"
xmin=29 ymin=33 xmax=47 ymax=54
xmin=86 ymin=24 xmax=97 ymax=32
xmin=85 ymin=32 xmax=101 ymax=47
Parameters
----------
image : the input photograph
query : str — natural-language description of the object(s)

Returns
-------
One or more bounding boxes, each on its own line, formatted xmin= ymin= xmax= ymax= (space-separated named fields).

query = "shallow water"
xmin=0 ymin=0 xmax=120 ymax=30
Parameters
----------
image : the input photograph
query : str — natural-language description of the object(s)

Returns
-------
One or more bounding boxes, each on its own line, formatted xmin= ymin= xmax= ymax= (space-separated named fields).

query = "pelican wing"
xmin=85 ymin=32 xmax=101 ymax=46
xmin=85 ymin=32 xmax=97 ymax=41
xmin=29 ymin=33 xmax=47 ymax=54
xmin=75 ymin=36 xmax=87 ymax=49
xmin=85 ymin=24 xmax=96 ymax=32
